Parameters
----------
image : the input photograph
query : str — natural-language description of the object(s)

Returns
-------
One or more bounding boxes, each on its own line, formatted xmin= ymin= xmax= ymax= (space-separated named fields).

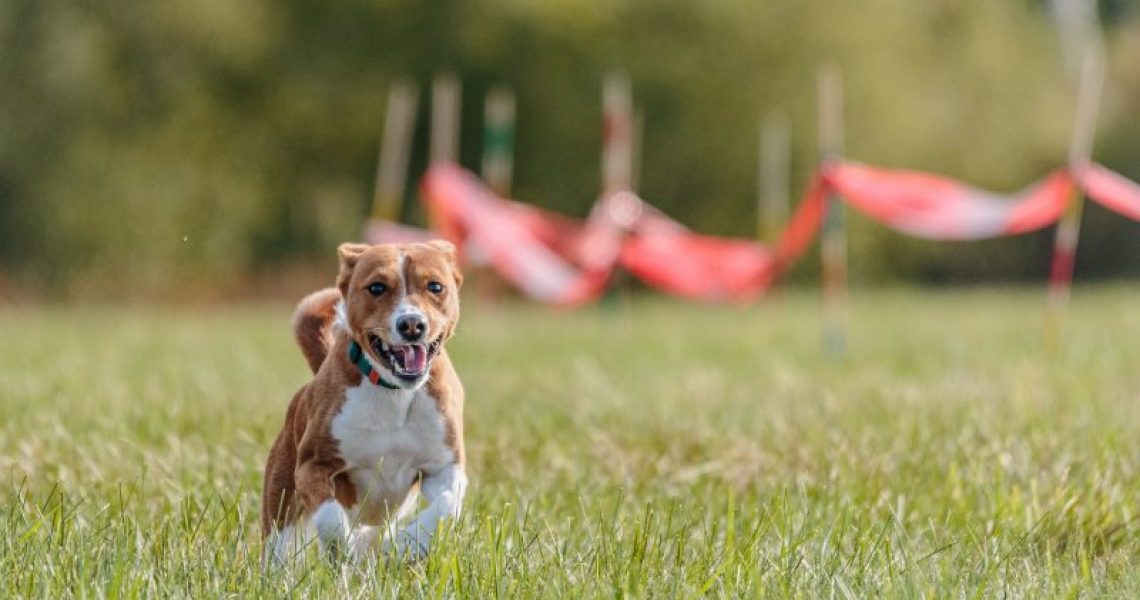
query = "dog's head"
xmin=336 ymin=241 xmax=463 ymax=389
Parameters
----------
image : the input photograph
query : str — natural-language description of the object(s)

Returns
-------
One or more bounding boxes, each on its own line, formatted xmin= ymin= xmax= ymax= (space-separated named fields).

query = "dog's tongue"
xmin=394 ymin=344 xmax=427 ymax=374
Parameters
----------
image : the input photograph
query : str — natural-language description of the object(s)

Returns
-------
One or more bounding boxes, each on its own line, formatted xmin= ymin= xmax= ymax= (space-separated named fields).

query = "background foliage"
xmin=2 ymin=0 xmax=1139 ymax=296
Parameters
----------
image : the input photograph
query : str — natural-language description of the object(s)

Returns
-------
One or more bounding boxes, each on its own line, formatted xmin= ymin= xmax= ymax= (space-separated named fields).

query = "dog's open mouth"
xmin=368 ymin=333 xmax=442 ymax=381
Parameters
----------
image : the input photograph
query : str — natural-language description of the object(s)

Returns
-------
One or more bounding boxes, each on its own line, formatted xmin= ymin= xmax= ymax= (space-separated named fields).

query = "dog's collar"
xmin=347 ymin=341 xmax=401 ymax=390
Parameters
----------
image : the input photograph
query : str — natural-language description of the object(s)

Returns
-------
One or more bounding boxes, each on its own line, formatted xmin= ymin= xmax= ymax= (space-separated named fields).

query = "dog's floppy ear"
xmin=336 ymin=243 xmax=370 ymax=296
xmin=425 ymin=240 xmax=463 ymax=289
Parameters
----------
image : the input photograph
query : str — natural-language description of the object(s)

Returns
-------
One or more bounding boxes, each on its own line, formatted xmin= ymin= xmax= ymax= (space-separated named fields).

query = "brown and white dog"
xmin=262 ymin=241 xmax=466 ymax=564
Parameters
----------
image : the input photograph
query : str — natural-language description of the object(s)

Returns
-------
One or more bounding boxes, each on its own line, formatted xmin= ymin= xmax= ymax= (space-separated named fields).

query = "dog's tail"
xmin=292 ymin=287 xmax=342 ymax=374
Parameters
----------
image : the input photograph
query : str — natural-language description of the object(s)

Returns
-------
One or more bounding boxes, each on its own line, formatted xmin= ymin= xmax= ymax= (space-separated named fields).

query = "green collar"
xmin=347 ymin=341 xmax=401 ymax=390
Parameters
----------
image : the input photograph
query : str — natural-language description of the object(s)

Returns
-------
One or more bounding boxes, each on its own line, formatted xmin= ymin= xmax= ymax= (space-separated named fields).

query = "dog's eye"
xmin=427 ymin=281 xmax=444 ymax=294
xmin=366 ymin=282 xmax=386 ymax=297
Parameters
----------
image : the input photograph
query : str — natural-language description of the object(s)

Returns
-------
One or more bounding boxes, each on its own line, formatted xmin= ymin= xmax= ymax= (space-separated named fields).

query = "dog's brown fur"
xmin=261 ymin=241 xmax=464 ymax=543
xmin=291 ymin=287 xmax=341 ymax=374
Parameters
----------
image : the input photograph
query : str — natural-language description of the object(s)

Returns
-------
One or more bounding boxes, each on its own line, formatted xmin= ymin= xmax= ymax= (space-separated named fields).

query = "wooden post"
xmin=602 ymin=74 xmax=633 ymax=195
xmin=1046 ymin=46 xmax=1104 ymax=349
xmin=371 ymin=80 xmax=418 ymax=222
xmin=759 ymin=111 xmax=791 ymax=243
xmin=818 ymin=63 xmax=847 ymax=357
xmin=430 ymin=73 xmax=462 ymax=166
xmin=601 ymin=74 xmax=634 ymax=321
xmin=1045 ymin=0 xmax=1104 ymax=349
xmin=482 ymin=86 xmax=516 ymax=197
xmin=1052 ymin=0 xmax=1099 ymax=77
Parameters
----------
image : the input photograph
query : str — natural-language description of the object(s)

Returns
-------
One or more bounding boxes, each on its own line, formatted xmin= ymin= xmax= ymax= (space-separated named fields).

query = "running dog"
xmin=262 ymin=241 xmax=465 ymax=564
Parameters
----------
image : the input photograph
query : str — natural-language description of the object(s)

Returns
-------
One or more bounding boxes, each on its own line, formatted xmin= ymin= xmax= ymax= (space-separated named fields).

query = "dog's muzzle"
xmin=369 ymin=333 xmax=443 ymax=381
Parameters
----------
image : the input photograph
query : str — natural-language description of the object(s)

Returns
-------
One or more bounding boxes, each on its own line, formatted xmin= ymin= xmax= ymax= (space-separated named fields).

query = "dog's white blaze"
xmin=389 ymin=251 xmax=430 ymax=341
xmin=330 ymin=381 xmax=455 ymax=531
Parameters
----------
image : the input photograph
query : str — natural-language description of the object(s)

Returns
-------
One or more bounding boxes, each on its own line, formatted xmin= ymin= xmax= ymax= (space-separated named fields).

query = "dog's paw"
xmin=312 ymin=501 xmax=351 ymax=560
xmin=381 ymin=529 xmax=429 ymax=563
xmin=346 ymin=526 xmax=380 ymax=563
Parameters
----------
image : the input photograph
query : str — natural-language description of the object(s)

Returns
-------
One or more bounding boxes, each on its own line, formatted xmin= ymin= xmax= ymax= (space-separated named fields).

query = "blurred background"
xmin=2 ymin=0 xmax=1139 ymax=300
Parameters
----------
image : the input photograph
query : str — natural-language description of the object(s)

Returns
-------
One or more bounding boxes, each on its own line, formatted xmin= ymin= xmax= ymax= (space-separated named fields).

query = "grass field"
xmin=2 ymin=287 xmax=1139 ymax=597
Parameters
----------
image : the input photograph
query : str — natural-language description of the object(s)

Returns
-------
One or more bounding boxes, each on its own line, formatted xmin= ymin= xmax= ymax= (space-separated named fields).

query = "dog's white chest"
xmin=330 ymin=383 xmax=453 ymax=524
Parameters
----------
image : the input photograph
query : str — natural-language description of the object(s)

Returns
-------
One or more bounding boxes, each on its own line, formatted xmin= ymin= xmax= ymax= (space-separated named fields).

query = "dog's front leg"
xmin=383 ymin=463 xmax=467 ymax=561
xmin=295 ymin=457 xmax=353 ymax=560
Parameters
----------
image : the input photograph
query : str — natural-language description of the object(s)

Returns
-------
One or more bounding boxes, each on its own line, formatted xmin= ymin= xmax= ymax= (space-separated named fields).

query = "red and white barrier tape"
xmin=365 ymin=160 xmax=1140 ymax=305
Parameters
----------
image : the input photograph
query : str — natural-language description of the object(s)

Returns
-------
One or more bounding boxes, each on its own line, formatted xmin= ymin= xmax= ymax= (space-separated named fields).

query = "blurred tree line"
xmin=1 ymin=0 xmax=1139 ymax=297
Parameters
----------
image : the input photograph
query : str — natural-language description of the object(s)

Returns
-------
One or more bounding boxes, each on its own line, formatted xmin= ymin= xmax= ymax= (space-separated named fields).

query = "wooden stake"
xmin=818 ymin=63 xmax=847 ymax=357
xmin=602 ymin=74 xmax=633 ymax=195
xmin=371 ymin=80 xmax=418 ymax=222
xmin=759 ymin=111 xmax=791 ymax=243
xmin=600 ymin=75 xmax=635 ymax=322
xmin=1046 ymin=45 xmax=1104 ymax=349
xmin=1052 ymin=0 xmax=1099 ymax=77
xmin=430 ymin=73 xmax=462 ymax=166
xmin=482 ymin=86 xmax=516 ymax=197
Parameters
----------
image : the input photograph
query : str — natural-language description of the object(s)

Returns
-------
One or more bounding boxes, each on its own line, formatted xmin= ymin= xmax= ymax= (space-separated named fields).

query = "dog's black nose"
xmin=396 ymin=314 xmax=427 ymax=341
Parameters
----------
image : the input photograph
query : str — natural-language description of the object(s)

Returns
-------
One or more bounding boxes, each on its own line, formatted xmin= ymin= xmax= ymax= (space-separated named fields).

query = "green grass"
xmin=2 ymin=287 xmax=1140 ymax=597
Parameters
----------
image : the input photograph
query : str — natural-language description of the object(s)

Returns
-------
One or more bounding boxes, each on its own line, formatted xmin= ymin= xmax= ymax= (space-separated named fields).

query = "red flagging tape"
xmin=822 ymin=162 xmax=1073 ymax=240
xmin=1079 ymin=163 xmax=1140 ymax=221
xmin=410 ymin=160 xmax=1140 ymax=305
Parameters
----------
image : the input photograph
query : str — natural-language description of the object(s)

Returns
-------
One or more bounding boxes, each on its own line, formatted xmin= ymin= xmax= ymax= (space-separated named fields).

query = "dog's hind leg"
xmin=263 ymin=522 xmax=307 ymax=568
